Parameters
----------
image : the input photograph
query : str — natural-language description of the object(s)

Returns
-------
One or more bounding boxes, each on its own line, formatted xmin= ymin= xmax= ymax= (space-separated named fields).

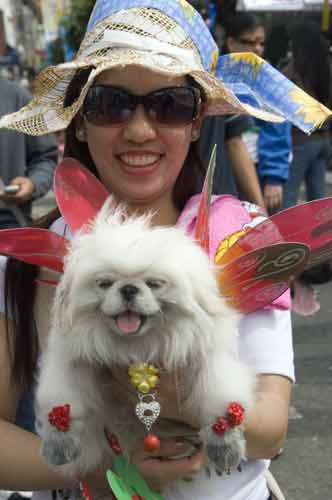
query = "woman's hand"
xmin=263 ymin=184 xmax=283 ymax=215
xmin=84 ymin=438 xmax=205 ymax=493
xmin=131 ymin=438 xmax=205 ymax=491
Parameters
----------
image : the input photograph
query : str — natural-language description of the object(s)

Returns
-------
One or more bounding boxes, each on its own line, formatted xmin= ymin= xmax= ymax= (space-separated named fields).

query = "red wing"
xmin=217 ymin=242 xmax=309 ymax=313
xmin=218 ymin=198 xmax=332 ymax=270
xmin=54 ymin=158 xmax=109 ymax=234
xmin=0 ymin=228 xmax=67 ymax=273
xmin=195 ymin=145 xmax=217 ymax=253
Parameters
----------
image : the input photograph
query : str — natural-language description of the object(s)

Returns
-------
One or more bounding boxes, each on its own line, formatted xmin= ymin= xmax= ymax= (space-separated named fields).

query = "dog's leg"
xmin=188 ymin=352 xmax=256 ymax=474
xmin=36 ymin=338 xmax=106 ymax=474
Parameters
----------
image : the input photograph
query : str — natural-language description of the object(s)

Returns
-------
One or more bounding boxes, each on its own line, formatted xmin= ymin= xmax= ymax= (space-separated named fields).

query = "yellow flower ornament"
xmin=128 ymin=363 xmax=160 ymax=394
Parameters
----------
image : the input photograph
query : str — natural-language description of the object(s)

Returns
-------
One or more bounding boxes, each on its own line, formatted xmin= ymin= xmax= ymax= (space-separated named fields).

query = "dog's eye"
xmin=96 ymin=278 xmax=113 ymax=289
xmin=146 ymin=279 xmax=165 ymax=289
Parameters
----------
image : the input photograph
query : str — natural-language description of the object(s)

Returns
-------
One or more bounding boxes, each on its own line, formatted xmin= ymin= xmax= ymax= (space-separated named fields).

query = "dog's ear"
xmin=186 ymin=265 xmax=228 ymax=318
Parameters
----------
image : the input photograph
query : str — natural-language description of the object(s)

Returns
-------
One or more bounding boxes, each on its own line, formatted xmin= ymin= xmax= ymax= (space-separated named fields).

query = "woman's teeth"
xmin=120 ymin=154 xmax=160 ymax=166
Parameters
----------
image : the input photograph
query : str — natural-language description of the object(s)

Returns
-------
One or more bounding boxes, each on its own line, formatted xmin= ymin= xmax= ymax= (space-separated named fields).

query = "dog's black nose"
xmin=120 ymin=284 xmax=139 ymax=301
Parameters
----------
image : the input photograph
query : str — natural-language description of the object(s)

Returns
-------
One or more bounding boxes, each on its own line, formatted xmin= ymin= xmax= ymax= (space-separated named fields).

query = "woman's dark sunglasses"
xmin=82 ymin=85 xmax=201 ymax=127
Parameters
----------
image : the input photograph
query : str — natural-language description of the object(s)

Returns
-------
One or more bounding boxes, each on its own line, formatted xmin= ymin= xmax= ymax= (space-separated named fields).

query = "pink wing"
xmin=217 ymin=242 xmax=309 ymax=313
xmin=0 ymin=228 xmax=67 ymax=272
xmin=219 ymin=198 xmax=332 ymax=269
xmin=54 ymin=157 xmax=110 ymax=233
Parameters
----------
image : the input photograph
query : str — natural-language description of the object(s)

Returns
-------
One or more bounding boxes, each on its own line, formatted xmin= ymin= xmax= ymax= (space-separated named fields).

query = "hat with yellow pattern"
xmin=0 ymin=0 xmax=330 ymax=135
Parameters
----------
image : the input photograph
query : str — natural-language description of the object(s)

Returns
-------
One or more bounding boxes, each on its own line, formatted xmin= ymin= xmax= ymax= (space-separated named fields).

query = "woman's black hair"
xmin=5 ymin=67 xmax=207 ymax=389
xmin=290 ymin=20 xmax=331 ymax=106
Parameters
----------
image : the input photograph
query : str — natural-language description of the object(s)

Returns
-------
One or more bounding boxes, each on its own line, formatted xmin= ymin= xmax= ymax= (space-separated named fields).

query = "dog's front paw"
xmin=41 ymin=428 xmax=82 ymax=466
xmin=205 ymin=425 xmax=246 ymax=475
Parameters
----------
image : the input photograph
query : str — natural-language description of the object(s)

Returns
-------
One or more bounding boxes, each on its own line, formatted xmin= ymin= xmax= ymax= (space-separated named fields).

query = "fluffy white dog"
xmin=36 ymin=200 xmax=256 ymax=482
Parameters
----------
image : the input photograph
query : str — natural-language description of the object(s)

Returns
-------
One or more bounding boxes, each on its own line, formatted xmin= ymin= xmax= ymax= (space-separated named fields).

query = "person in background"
xmin=264 ymin=24 xmax=290 ymax=69
xmin=279 ymin=21 xmax=332 ymax=314
xmin=225 ymin=12 xmax=292 ymax=214
xmin=282 ymin=20 xmax=332 ymax=209
xmin=0 ymin=77 xmax=58 ymax=228
xmin=191 ymin=1 xmax=265 ymax=208
xmin=0 ymin=80 xmax=57 ymax=500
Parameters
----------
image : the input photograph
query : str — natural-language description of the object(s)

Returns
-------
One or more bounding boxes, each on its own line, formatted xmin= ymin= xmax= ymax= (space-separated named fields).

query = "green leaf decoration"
xmin=107 ymin=456 xmax=165 ymax=500
xmin=107 ymin=469 xmax=134 ymax=500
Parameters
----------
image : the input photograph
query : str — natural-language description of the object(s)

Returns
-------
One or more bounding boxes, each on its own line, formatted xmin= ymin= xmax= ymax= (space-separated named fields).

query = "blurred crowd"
xmin=194 ymin=2 xmax=332 ymax=218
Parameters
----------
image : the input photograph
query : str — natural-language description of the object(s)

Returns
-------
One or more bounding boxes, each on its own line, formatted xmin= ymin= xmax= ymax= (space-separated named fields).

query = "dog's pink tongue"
xmin=116 ymin=311 xmax=142 ymax=334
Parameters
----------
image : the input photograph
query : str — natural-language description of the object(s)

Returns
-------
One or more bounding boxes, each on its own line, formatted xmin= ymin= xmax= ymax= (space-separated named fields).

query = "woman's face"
xmin=78 ymin=67 xmax=202 ymax=209
xmin=226 ymin=26 xmax=266 ymax=57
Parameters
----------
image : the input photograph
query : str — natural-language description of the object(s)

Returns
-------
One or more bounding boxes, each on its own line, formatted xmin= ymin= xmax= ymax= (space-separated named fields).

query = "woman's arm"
xmin=239 ymin=308 xmax=294 ymax=459
xmin=244 ymin=374 xmax=292 ymax=459
xmin=226 ymin=135 xmax=266 ymax=209
xmin=0 ymin=314 xmax=75 ymax=490
xmin=0 ymin=421 xmax=75 ymax=491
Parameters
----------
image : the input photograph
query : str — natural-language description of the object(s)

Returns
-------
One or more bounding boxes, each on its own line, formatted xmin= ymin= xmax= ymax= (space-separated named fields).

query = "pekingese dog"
xmin=36 ymin=199 xmax=256 ymax=483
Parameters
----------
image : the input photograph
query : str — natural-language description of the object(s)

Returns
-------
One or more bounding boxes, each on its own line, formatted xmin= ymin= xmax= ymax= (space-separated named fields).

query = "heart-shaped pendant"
xmin=135 ymin=393 xmax=161 ymax=431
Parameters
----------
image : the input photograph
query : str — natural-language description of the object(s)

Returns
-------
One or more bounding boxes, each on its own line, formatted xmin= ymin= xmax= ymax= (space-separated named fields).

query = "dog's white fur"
xmin=36 ymin=199 xmax=256 ymax=480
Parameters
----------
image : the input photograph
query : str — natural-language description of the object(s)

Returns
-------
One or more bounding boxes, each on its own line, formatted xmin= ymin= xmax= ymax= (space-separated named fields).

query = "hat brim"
xmin=0 ymin=51 xmax=283 ymax=136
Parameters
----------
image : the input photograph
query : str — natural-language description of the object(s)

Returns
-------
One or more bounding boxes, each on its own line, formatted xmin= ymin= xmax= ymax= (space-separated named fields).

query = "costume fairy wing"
xmin=217 ymin=198 xmax=332 ymax=270
xmin=0 ymin=228 xmax=67 ymax=272
xmin=217 ymin=242 xmax=309 ymax=314
xmin=54 ymin=157 xmax=110 ymax=234
xmin=195 ymin=144 xmax=217 ymax=253
xmin=0 ymin=159 xmax=110 ymax=278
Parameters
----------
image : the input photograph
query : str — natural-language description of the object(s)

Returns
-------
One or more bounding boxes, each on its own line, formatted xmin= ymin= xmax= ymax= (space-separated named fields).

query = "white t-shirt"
xmin=0 ymin=217 xmax=295 ymax=500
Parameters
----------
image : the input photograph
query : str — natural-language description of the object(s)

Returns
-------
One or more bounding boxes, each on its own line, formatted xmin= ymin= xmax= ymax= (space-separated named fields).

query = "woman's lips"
xmin=118 ymin=152 xmax=163 ymax=176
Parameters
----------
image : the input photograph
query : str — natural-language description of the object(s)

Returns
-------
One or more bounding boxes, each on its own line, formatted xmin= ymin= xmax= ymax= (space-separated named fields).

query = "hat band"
xmin=79 ymin=29 xmax=201 ymax=69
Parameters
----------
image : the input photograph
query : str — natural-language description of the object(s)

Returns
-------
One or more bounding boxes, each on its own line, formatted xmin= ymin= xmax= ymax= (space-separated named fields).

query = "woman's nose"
xmin=122 ymin=104 xmax=157 ymax=143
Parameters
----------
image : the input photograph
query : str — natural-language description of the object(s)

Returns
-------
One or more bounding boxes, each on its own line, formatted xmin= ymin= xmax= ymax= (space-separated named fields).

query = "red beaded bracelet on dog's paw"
xmin=212 ymin=402 xmax=245 ymax=435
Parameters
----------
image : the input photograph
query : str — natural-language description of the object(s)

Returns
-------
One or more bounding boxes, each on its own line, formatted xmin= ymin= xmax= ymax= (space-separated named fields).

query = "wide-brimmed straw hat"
xmin=0 ymin=0 xmax=331 ymax=135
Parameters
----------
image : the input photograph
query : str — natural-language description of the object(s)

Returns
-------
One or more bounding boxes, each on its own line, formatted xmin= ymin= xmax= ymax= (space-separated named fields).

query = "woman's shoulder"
xmin=177 ymin=194 xmax=265 ymax=260
xmin=177 ymin=194 xmax=253 ymax=229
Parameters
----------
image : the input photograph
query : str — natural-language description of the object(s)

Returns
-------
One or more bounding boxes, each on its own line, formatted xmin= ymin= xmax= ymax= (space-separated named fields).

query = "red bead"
xmin=48 ymin=404 xmax=71 ymax=432
xmin=144 ymin=434 xmax=161 ymax=452
xmin=212 ymin=417 xmax=230 ymax=435
xmin=227 ymin=402 xmax=245 ymax=427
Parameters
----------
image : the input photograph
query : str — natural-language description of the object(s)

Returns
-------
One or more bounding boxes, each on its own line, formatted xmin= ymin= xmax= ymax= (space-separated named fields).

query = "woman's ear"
xmin=74 ymin=115 xmax=87 ymax=142
xmin=191 ymin=114 xmax=203 ymax=142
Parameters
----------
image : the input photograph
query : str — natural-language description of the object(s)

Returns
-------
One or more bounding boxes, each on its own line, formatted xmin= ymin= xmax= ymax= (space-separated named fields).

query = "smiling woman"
xmin=74 ymin=67 xmax=201 ymax=213
xmin=61 ymin=65 xmax=206 ymax=222
xmin=0 ymin=2 xmax=330 ymax=500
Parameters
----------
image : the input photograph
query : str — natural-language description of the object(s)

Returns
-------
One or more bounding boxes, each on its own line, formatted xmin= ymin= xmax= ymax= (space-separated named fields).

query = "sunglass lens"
xmin=83 ymin=86 xmax=133 ymax=125
xmin=148 ymin=88 xmax=198 ymax=125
